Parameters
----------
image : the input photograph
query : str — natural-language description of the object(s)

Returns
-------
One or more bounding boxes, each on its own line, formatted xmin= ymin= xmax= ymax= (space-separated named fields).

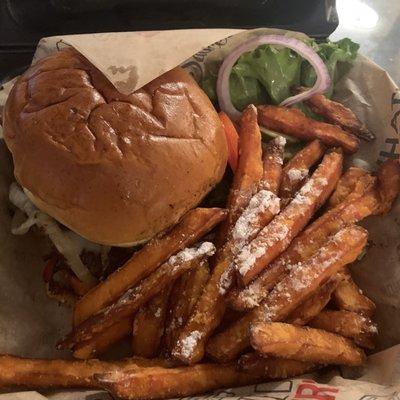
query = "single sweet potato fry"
xmin=279 ymin=139 xmax=325 ymax=206
xmin=171 ymin=249 xmax=231 ymax=365
xmin=286 ymin=276 xmax=342 ymax=325
xmin=328 ymin=167 xmax=373 ymax=209
xmin=74 ymin=207 xmax=226 ymax=326
xmin=73 ymin=317 xmax=132 ymax=359
xmin=250 ymin=322 xmax=366 ymax=366
xmin=257 ymin=105 xmax=359 ymax=153
xmin=0 ymin=356 xmax=124 ymax=389
xmin=206 ymin=225 xmax=368 ymax=362
xmin=228 ymin=185 xmax=379 ymax=312
xmin=163 ymin=262 xmax=210 ymax=355
xmin=299 ymin=89 xmax=375 ymax=141
xmin=60 ymin=243 xmax=215 ymax=349
xmin=235 ymin=149 xmax=343 ymax=286
xmin=333 ymin=270 xmax=376 ymax=317
xmin=238 ymin=352 xmax=317 ymax=377
xmin=259 ymin=136 xmax=285 ymax=194
xmin=374 ymin=159 xmax=400 ymax=214
xmin=0 ymin=354 xmax=173 ymax=389
xmin=215 ymin=104 xmax=263 ymax=247
xmin=96 ymin=359 xmax=313 ymax=400
xmin=309 ymin=310 xmax=377 ymax=349
xmin=132 ymin=287 xmax=172 ymax=358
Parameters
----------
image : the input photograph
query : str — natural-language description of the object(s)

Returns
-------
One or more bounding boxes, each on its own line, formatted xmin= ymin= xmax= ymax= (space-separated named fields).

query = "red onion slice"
xmin=216 ymin=34 xmax=331 ymax=120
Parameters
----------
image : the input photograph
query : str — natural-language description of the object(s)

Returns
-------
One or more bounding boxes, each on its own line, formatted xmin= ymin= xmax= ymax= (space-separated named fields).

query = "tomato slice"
xmin=42 ymin=255 xmax=59 ymax=283
xmin=219 ymin=111 xmax=239 ymax=173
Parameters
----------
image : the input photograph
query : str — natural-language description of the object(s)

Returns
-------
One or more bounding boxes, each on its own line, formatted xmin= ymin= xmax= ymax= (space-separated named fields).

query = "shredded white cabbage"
xmin=8 ymin=183 xmax=108 ymax=285
xmin=11 ymin=209 xmax=37 ymax=235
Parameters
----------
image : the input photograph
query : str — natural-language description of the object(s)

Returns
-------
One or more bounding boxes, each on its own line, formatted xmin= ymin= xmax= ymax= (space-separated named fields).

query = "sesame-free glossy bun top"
xmin=3 ymin=49 xmax=227 ymax=245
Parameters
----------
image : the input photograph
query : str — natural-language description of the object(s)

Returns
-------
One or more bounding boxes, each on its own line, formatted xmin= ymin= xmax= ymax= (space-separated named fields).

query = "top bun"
xmin=3 ymin=49 xmax=227 ymax=246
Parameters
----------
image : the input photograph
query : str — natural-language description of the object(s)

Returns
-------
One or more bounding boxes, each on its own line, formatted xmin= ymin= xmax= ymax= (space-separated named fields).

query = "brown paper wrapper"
xmin=0 ymin=28 xmax=399 ymax=399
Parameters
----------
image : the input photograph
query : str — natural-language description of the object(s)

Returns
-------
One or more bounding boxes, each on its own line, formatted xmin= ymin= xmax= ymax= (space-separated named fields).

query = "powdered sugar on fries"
xmin=236 ymin=246 xmax=267 ymax=277
xmin=232 ymin=190 xmax=280 ymax=250
xmin=176 ymin=330 xmax=203 ymax=358
xmin=219 ymin=268 xmax=234 ymax=295
xmin=261 ymin=230 xmax=346 ymax=321
xmin=169 ymin=242 xmax=216 ymax=266
xmin=235 ymin=223 xmax=289 ymax=276
xmin=263 ymin=304 xmax=279 ymax=321
xmin=291 ymin=178 xmax=328 ymax=208
xmin=154 ymin=308 xmax=162 ymax=318
xmin=274 ymin=136 xmax=286 ymax=150
xmin=235 ymin=281 xmax=264 ymax=307
xmin=287 ymin=168 xmax=308 ymax=182
xmin=115 ymin=242 xmax=215 ymax=306
xmin=359 ymin=315 xmax=378 ymax=333
xmin=289 ymin=251 xmax=340 ymax=290
xmin=266 ymin=137 xmax=286 ymax=166
xmin=235 ymin=171 xmax=331 ymax=277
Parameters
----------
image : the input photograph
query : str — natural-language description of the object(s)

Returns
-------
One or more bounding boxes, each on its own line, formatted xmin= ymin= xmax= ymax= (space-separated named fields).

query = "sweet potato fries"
xmin=3 ymin=99 xmax=400 ymax=400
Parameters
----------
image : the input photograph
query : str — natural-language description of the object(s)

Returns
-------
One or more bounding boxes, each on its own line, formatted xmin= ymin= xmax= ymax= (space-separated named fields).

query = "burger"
xmin=2 ymin=48 xmax=228 ymax=299
xmin=2 ymin=34 xmax=362 ymax=303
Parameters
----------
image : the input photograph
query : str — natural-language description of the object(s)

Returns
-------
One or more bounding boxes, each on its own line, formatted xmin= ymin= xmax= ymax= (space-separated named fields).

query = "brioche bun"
xmin=3 ymin=49 xmax=227 ymax=246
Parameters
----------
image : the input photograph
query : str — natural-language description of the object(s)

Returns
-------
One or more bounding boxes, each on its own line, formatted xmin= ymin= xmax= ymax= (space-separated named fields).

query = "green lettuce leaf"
xmin=201 ymin=37 xmax=359 ymax=111
xmin=301 ymin=38 xmax=360 ymax=96
xmin=201 ymin=75 xmax=218 ymax=105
